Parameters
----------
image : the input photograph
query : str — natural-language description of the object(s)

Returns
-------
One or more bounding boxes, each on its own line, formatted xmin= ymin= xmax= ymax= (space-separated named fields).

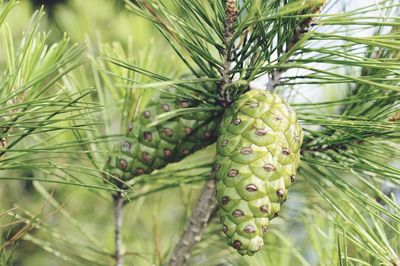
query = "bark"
xmin=113 ymin=191 xmax=124 ymax=266
xmin=168 ymin=179 xmax=217 ymax=266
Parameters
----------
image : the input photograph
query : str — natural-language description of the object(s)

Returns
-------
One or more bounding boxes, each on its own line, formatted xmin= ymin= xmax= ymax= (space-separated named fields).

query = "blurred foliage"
xmin=0 ymin=0 xmax=399 ymax=266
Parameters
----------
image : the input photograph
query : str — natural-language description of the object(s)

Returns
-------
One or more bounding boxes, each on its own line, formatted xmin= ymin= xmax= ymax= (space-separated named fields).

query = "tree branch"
xmin=267 ymin=5 xmax=323 ymax=90
xmin=168 ymin=179 xmax=217 ymax=266
xmin=219 ymin=0 xmax=239 ymax=106
xmin=168 ymin=2 xmax=238 ymax=265
xmin=113 ymin=191 xmax=124 ymax=266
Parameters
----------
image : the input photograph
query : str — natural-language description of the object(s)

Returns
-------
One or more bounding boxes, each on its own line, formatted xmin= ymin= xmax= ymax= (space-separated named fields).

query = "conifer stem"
xmin=168 ymin=179 xmax=217 ymax=266
xmin=267 ymin=4 xmax=323 ymax=90
xmin=219 ymin=0 xmax=238 ymax=105
xmin=113 ymin=191 xmax=124 ymax=266
xmin=168 ymin=2 xmax=238 ymax=265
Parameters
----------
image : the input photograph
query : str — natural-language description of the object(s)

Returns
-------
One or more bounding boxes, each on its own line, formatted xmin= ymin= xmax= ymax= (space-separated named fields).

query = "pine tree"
xmin=1 ymin=0 xmax=399 ymax=266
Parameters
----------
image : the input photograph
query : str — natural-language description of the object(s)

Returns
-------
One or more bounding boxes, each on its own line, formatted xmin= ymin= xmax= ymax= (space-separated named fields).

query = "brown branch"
xmin=168 ymin=179 xmax=217 ymax=266
xmin=168 ymin=2 xmax=238 ymax=265
xmin=267 ymin=4 xmax=324 ymax=90
xmin=113 ymin=191 xmax=124 ymax=266
xmin=219 ymin=0 xmax=239 ymax=106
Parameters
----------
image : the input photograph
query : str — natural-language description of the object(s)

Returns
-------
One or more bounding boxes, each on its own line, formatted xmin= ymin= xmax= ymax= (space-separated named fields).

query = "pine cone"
xmin=105 ymin=90 xmax=221 ymax=182
xmin=215 ymin=90 xmax=303 ymax=255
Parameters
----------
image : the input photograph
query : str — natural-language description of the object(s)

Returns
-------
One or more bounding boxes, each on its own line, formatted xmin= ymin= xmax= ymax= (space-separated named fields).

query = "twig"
xmin=168 ymin=2 xmax=238 ymax=265
xmin=168 ymin=179 xmax=217 ymax=266
xmin=113 ymin=191 xmax=124 ymax=266
xmin=219 ymin=0 xmax=239 ymax=106
xmin=301 ymin=143 xmax=348 ymax=154
xmin=267 ymin=4 xmax=323 ymax=90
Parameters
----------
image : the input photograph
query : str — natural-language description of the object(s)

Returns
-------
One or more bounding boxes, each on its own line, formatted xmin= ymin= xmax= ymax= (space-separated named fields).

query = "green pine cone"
xmin=215 ymin=89 xmax=303 ymax=256
xmin=105 ymin=90 xmax=221 ymax=182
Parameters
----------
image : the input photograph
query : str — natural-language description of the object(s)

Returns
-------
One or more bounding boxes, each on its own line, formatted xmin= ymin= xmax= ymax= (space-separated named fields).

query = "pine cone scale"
xmin=105 ymin=90 xmax=220 ymax=181
xmin=216 ymin=89 xmax=303 ymax=255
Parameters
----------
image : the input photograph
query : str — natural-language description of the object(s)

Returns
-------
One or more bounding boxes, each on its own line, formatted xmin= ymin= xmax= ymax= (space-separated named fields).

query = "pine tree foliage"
xmin=0 ymin=1 xmax=101 ymax=264
xmin=0 ymin=0 xmax=399 ymax=265
xmin=0 ymin=1 xmax=90 ymax=168
xmin=121 ymin=0 xmax=400 ymax=264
